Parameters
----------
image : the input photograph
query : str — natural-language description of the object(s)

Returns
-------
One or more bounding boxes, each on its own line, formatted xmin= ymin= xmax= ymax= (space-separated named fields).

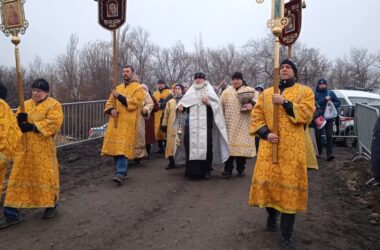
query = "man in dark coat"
xmin=371 ymin=115 xmax=380 ymax=184
xmin=314 ymin=78 xmax=341 ymax=161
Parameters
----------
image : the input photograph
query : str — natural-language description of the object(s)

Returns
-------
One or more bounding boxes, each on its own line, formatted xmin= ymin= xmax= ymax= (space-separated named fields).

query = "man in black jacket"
xmin=371 ymin=115 xmax=380 ymax=185
xmin=314 ymin=79 xmax=341 ymax=161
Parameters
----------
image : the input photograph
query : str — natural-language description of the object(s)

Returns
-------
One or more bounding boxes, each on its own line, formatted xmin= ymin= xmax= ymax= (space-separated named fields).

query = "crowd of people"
xmin=0 ymin=59 xmax=349 ymax=250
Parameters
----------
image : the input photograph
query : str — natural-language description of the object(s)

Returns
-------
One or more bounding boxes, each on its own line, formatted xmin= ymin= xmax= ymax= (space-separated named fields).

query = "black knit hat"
xmin=157 ymin=79 xmax=166 ymax=85
xmin=0 ymin=81 xmax=7 ymax=100
xmin=280 ymin=59 xmax=298 ymax=78
xmin=318 ymin=78 xmax=328 ymax=86
xmin=194 ymin=72 xmax=206 ymax=80
xmin=232 ymin=71 xmax=243 ymax=80
xmin=31 ymin=78 xmax=49 ymax=92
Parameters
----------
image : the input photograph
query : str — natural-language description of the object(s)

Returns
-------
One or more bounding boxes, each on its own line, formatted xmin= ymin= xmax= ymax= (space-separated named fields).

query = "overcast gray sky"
xmin=0 ymin=0 xmax=379 ymax=67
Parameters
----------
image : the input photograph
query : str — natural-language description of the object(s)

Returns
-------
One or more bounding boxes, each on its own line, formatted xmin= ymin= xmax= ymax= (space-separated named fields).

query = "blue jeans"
xmin=4 ymin=204 xmax=59 ymax=221
xmin=316 ymin=121 xmax=334 ymax=156
xmin=3 ymin=207 xmax=20 ymax=221
xmin=115 ymin=156 xmax=128 ymax=177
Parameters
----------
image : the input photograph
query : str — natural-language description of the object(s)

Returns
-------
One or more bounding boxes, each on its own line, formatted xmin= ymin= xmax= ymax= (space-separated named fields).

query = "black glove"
xmin=17 ymin=112 xmax=28 ymax=123
xmin=160 ymin=126 xmax=167 ymax=133
xmin=18 ymin=122 xmax=34 ymax=133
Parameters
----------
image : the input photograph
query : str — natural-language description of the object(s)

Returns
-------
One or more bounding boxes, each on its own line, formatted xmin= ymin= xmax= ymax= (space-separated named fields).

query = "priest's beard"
xmin=193 ymin=81 xmax=206 ymax=90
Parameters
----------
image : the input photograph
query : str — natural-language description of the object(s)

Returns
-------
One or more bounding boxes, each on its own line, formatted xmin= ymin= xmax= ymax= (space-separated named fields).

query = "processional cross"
xmin=0 ymin=0 xmax=29 ymax=149
xmin=256 ymin=0 xmax=289 ymax=163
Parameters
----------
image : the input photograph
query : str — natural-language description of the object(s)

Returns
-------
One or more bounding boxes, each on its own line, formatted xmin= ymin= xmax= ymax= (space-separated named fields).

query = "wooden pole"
xmin=112 ymin=30 xmax=118 ymax=128
xmin=287 ymin=45 xmax=292 ymax=59
xmin=269 ymin=0 xmax=286 ymax=163
xmin=12 ymin=35 xmax=27 ymax=149
xmin=272 ymin=37 xmax=280 ymax=163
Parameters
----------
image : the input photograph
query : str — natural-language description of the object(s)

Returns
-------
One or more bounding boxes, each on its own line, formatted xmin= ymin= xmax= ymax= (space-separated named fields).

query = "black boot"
xmin=280 ymin=237 xmax=294 ymax=250
xmin=326 ymin=154 xmax=335 ymax=161
xmin=203 ymin=170 xmax=211 ymax=180
xmin=236 ymin=157 xmax=246 ymax=177
xmin=280 ymin=213 xmax=295 ymax=250
xmin=156 ymin=140 xmax=165 ymax=154
xmin=166 ymin=156 xmax=175 ymax=169
xmin=146 ymin=144 xmax=152 ymax=159
xmin=42 ymin=205 xmax=58 ymax=219
xmin=222 ymin=157 xmax=233 ymax=177
xmin=134 ymin=158 xmax=142 ymax=167
xmin=265 ymin=207 xmax=279 ymax=232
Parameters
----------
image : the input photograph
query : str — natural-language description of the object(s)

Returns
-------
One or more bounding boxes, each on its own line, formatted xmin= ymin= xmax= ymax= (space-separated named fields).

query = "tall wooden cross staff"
xmin=0 ymin=0 xmax=29 ymax=148
xmin=256 ymin=0 xmax=289 ymax=163
xmin=97 ymin=0 xmax=127 ymax=128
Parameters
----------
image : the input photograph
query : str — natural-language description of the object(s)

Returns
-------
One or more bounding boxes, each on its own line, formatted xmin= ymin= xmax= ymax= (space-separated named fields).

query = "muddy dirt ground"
xmin=1 ymin=139 xmax=379 ymax=250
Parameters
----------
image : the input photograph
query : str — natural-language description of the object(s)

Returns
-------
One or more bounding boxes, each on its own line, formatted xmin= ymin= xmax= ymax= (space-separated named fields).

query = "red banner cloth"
xmin=280 ymin=0 xmax=302 ymax=46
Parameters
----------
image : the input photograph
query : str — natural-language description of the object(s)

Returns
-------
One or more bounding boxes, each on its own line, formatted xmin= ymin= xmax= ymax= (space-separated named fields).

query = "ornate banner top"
xmin=0 ymin=0 xmax=28 ymax=36
xmin=279 ymin=0 xmax=302 ymax=46
xmin=98 ymin=0 xmax=126 ymax=31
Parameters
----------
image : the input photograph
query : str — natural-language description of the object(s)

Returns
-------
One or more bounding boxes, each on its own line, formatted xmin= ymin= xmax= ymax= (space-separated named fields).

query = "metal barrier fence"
xmin=332 ymin=105 xmax=357 ymax=147
xmin=352 ymin=103 xmax=379 ymax=161
xmin=13 ymin=100 xmax=108 ymax=147
xmin=57 ymin=100 xmax=107 ymax=147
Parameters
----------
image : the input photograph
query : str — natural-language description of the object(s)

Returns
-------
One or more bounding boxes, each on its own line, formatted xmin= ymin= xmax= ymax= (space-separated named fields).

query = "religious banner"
xmin=98 ymin=0 xmax=126 ymax=31
xmin=0 ymin=0 xmax=28 ymax=36
xmin=279 ymin=0 xmax=302 ymax=46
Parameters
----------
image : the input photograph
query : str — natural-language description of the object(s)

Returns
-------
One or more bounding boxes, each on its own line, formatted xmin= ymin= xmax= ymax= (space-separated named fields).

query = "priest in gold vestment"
xmin=249 ymin=59 xmax=315 ymax=247
xmin=0 ymin=79 xmax=63 ymax=229
xmin=153 ymin=79 xmax=171 ymax=154
xmin=101 ymin=65 xmax=145 ymax=185
xmin=0 ymin=83 xmax=21 ymax=198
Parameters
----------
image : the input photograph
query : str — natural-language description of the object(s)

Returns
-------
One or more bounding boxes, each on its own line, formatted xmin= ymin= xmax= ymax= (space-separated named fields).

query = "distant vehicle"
xmin=333 ymin=89 xmax=380 ymax=106
xmin=88 ymin=123 xmax=108 ymax=138
xmin=332 ymin=90 xmax=380 ymax=147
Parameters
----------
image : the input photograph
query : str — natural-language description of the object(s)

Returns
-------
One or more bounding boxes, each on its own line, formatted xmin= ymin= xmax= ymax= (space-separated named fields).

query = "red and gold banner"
xmin=279 ymin=0 xmax=302 ymax=46
xmin=98 ymin=0 xmax=126 ymax=31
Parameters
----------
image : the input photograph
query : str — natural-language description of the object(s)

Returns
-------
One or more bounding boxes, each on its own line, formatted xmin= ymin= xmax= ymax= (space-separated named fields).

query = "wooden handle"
xmin=112 ymin=30 xmax=118 ymax=129
xmin=272 ymin=67 xmax=280 ymax=163
xmin=113 ymin=98 xmax=118 ymax=128
xmin=14 ymin=40 xmax=27 ymax=150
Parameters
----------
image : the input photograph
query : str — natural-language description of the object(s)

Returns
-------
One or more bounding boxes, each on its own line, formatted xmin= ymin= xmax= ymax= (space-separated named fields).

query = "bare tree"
xmin=194 ymin=38 xmax=246 ymax=86
xmin=347 ymin=48 xmax=379 ymax=89
xmin=292 ymin=44 xmax=330 ymax=88
xmin=79 ymin=40 xmax=113 ymax=100
xmin=4 ymin=24 xmax=380 ymax=103
xmin=327 ymin=48 xmax=380 ymax=90
xmin=118 ymin=26 xmax=156 ymax=84
xmin=25 ymin=56 xmax=51 ymax=97
xmin=153 ymin=41 xmax=192 ymax=85
xmin=242 ymin=35 xmax=275 ymax=87
xmin=119 ymin=25 xmax=132 ymax=70
xmin=328 ymin=57 xmax=351 ymax=89
xmin=55 ymin=34 xmax=82 ymax=101
xmin=206 ymin=44 xmax=245 ymax=85
xmin=0 ymin=66 xmax=19 ymax=107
